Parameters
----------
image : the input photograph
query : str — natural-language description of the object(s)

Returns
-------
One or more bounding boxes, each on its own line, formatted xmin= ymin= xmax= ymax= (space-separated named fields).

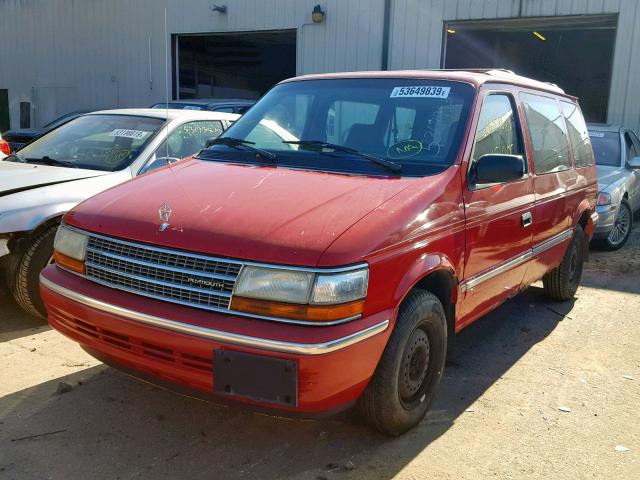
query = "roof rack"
xmin=427 ymin=68 xmax=516 ymax=75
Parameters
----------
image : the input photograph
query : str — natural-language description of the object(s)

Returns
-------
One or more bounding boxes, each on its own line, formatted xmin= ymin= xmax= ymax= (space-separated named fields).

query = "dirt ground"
xmin=1 ymin=225 xmax=638 ymax=480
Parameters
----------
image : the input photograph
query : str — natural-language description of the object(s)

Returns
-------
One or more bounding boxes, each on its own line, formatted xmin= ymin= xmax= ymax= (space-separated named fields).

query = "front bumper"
xmin=40 ymin=266 xmax=392 ymax=413
xmin=594 ymin=204 xmax=617 ymax=237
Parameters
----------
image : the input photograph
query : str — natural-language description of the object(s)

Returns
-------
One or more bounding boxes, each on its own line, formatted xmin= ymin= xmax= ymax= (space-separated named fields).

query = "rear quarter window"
xmin=521 ymin=92 xmax=572 ymax=174
xmin=561 ymin=101 xmax=594 ymax=168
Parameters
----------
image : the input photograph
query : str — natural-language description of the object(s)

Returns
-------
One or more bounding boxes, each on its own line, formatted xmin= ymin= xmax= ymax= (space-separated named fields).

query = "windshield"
xmin=197 ymin=79 xmax=475 ymax=177
xmin=589 ymin=131 xmax=621 ymax=167
xmin=6 ymin=114 xmax=164 ymax=171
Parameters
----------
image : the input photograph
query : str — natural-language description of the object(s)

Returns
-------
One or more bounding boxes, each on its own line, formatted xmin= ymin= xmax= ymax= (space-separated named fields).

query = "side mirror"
xmin=474 ymin=154 xmax=525 ymax=184
xmin=139 ymin=156 xmax=180 ymax=174
xmin=628 ymin=156 xmax=640 ymax=169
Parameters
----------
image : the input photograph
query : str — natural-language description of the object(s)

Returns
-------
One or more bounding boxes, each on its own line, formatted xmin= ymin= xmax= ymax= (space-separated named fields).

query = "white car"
xmin=0 ymin=108 xmax=238 ymax=317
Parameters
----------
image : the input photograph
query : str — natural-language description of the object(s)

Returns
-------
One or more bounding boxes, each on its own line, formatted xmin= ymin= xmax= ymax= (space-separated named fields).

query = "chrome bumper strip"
xmin=40 ymin=275 xmax=389 ymax=355
xmin=460 ymin=227 xmax=574 ymax=293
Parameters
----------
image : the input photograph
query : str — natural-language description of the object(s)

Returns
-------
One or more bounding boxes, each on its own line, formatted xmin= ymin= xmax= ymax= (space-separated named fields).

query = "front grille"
xmin=85 ymin=234 xmax=242 ymax=312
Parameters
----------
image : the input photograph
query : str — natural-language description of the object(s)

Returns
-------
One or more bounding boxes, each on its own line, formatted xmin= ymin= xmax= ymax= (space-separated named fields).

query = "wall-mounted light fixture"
xmin=447 ymin=28 xmax=456 ymax=34
xmin=312 ymin=4 xmax=325 ymax=23
xmin=211 ymin=4 xmax=227 ymax=14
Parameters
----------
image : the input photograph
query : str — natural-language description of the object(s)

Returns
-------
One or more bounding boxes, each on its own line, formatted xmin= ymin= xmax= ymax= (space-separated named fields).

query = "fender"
xmin=392 ymin=252 xmax=458 ymax=310
xmin=574 ymin=198 xmax=595 ymax=237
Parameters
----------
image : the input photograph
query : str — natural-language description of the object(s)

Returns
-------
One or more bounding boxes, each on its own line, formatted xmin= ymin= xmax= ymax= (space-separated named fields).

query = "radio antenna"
xmin=164 ymin=6 xmax=170 ymax=159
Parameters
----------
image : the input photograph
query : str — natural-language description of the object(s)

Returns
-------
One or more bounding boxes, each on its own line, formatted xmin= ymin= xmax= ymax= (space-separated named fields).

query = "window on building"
xmin=561 ymin=101 xmax=593 ymax=168
xmin=521 ymin=93 xmax=571 ymax=174
xmin=472 ymin=94 xmax=522 ymax=162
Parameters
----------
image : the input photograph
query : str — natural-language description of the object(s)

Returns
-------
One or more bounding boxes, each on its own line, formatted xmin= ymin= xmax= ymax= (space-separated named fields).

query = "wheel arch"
xmin=393 ymin=254 xmax=458 ymax=341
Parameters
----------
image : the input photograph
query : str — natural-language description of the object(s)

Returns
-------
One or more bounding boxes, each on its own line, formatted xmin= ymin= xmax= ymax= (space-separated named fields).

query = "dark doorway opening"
xmin=174 ymin=30 xmax=296 ymax=101
xmin=443 ymin=15 xmax=617 ymax=122
xmin=0 ymin=89 xmax=9 ymax=132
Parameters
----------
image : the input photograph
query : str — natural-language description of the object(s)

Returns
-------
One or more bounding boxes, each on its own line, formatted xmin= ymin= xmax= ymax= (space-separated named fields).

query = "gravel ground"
xmin=1 ymin=224 xmax=638 ymax=480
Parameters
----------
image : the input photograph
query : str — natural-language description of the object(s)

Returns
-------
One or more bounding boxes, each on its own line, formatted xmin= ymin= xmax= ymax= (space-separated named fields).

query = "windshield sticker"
xmin=387 ymin=140 xmax=424 ymax=159
xmin=589 ymin=131 xmax=605 ymax=138
xmin=183 ymin=106 xmax=203 ymax=110
xmin=109 ymin=129 xmax=150 ymax=140
xmin=390 ymin=86 xmax=450 ymax=99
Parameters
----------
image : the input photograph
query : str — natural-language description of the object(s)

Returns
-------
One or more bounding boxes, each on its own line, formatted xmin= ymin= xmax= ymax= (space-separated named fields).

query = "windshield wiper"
xmin=204 ymin=137 xmax=276 ymax=161
xmin=283 ymin=140 xmax=401 ymax=174
xmin=24 ymin=156 xmax=79 ymax=168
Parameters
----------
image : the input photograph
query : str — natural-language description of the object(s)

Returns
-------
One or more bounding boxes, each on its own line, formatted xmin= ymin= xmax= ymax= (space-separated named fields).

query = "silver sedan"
xmin=0 ymin=108 xmax=238 ymax=317
xmin=588 ymin=123 xmax=640 ymax=250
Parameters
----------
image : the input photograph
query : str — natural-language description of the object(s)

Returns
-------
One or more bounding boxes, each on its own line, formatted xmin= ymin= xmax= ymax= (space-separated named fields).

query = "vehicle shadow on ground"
xmin=0 ymin=292 xmax=49 ymax=343
xmin=0 ymin=286 xmax=570 ymax=480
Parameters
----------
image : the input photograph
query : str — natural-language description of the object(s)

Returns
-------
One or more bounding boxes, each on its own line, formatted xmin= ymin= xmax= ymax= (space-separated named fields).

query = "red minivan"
xmin=41 ymin=70 xmax=598 ymax=435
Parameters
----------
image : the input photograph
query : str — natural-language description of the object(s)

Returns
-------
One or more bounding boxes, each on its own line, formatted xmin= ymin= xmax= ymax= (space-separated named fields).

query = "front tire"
xmin=12 ymin=225 xmax=57 ymax=318
xmin=358 ymin=290 xmax=447 ymax=436
xmin=543 ymin=225 xmax=586 ymax=301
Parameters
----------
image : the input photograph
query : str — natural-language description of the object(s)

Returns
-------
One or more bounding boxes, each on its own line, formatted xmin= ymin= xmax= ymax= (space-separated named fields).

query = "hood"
xmin=0 ymin=161 xmax=109 ymax=197
xmin=66 ymin=160 xmax=414 ymax=266
xmin=596 ymin=165 xmax=627 ymax=190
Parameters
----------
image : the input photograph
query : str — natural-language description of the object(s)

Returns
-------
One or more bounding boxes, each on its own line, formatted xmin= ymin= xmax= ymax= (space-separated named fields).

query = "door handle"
xmin=521 ymin=212 xmax=533 ymax=227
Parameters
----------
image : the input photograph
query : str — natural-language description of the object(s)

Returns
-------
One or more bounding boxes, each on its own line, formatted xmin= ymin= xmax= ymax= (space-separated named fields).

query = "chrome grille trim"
xmin=66 ymin=226 xmax=367 ymax=326
xmin=85 ymin=248 xmax=238 ymax=282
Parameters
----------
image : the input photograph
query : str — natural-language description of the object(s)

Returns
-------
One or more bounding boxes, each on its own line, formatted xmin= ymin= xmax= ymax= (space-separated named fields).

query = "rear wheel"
xmin=358 ymin=290 xmax=447 ymax=436
xmin=594 ymin=200 xmax=632 ymax=251
xmin=542 ymin=225 xmax=585 ymax=301
xmin=12 ymin=225 xmax=57 ymax=318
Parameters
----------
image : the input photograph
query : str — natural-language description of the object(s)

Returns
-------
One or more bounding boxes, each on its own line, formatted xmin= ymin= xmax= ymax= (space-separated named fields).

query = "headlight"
xmin=231 ymin=265 xmax=368 ymax=323
xmin=53 ymin=225 xmax=88 ymax=273
xmin=596 ymin=192 xmax=611 ymax=206
xmin=312 ymin=270 xmax=369 ymax=304
xmin=233 ymin=267 xmax=314 ymax=303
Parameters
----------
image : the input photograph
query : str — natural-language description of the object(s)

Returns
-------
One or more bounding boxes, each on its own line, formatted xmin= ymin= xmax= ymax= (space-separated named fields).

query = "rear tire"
xmin=12 ymin=225 xmax=57 ymax=318
xmin=542 ymin=225 xmax=585 ymax=301
xmin=358 ymin=290 xmax=447 ymax=436
xmin=593 ymin=200 xmax=632 ymax=251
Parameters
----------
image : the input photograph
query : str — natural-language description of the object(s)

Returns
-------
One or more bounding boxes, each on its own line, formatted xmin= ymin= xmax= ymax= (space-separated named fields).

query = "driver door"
xmin=459 ymin=90 xmax=534 ymax=327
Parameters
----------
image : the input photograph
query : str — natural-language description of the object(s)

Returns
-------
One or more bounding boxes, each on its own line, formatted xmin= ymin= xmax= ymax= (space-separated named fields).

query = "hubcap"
xmin=399 ymin=328 xmax=430 ymax=406
xmin=608 ymin=204 xmax=631 ymax=246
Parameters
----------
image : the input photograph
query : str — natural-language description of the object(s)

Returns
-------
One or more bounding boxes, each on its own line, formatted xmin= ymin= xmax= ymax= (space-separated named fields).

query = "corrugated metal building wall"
xmin=0 ymin=0 xmax=638 ymax=132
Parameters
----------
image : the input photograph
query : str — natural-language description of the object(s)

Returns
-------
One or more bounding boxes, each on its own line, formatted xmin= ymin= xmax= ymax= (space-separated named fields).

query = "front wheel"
xmin=358 ymin=290 xmax=447 ymax=436
xmin=594 ymin=200 xmax=633 ymax=251
xmin=542 ymin=225 xmax=586 ymax=301
xmin=12 ymin=225 xmax=57 ymax=318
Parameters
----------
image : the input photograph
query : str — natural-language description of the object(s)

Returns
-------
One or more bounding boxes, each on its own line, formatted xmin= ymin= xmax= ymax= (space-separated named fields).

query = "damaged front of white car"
xmin=0 ymin=108 xmax=238 ymax=317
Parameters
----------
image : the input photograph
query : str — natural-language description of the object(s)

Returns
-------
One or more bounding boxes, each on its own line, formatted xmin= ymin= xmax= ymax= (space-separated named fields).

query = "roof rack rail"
xmin=426 ymin=68 xmax=516 ymax=75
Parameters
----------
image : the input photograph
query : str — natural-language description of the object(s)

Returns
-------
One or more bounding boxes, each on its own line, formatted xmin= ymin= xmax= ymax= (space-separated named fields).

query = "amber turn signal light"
xmin=230 ymin=296 xmax=364 ymax=322
xmin=53 ymin=250 xmax=86 ymax=274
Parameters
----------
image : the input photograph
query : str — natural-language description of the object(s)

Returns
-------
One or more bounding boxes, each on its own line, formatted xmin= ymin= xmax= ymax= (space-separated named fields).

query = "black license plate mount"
xmin=213 ymin=349 xmax=298 ymax=408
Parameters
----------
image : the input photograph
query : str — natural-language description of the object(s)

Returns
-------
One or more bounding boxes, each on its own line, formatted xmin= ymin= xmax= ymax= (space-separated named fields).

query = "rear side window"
xmin=472 ymin=94 xmax=523 ymax=162
xmin=521 ymin=93 xmax=571 ymax=174
xmin=561 ymin=101 xmax=593 ymax=167
xmin=624 ymin=132 xmax=639 ymax=159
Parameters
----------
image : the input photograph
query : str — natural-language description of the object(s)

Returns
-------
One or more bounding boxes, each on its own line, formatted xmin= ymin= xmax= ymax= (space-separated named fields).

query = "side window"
xmin=212 ymin=107 xmax=235 ymax=113
xmin=561 ymin=101 xmax=593 ymax=167
xmin=630 ymin=131 xmax=640 ymax=158
xmin=472 ymin=94 xmax=523 ymax=163
xmin=155 ymin=120 xmax=224 ymax=160
xmin=521 ymin=93 xmax=571 ymax=174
